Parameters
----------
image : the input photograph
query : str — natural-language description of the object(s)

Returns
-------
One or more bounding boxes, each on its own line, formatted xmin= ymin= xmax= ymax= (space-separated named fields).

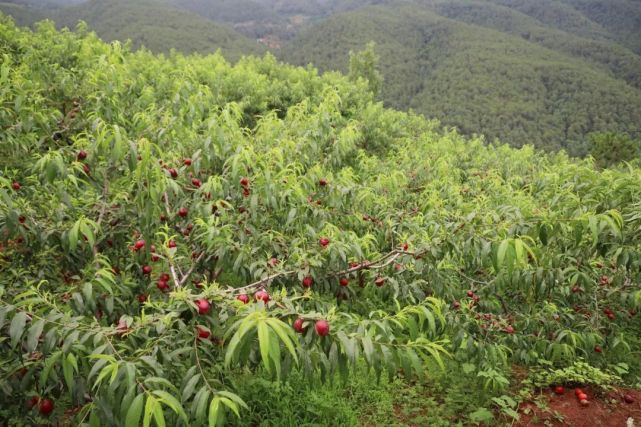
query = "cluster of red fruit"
xmin=293 ymin=318 xmax=330 ymax=337
xmin=603 ymin=307 xmax=616 ymax=320
xmin=77 ymin=150 xmax=90 ymax=175
xmin=574 ymin=388 xmax=589 ymax=406
xmin=28 ymin=396 xmax=54 ymax=416
xmin=240 ymin=177 xmax=250 ymax=198
xmin=234 ymin=290 xmax=330 ymax=337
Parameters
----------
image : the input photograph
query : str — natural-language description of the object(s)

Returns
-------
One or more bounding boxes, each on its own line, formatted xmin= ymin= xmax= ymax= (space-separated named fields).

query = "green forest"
xmin=2 ymin=0 xmax=641 ymax=154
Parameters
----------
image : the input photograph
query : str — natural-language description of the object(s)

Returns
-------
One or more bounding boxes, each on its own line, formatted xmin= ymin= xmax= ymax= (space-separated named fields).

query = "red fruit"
xmin=142 ymin=265 xmax=152 ymax=275
xmin=83 ymin=164 xmax=90 ymax=174
xmin=623 ymin=394 xmax=634 ymax=404
xmin=254 ymin=290 xmax=270 ymax=303
xmin=594 ymin=345 xmax=603 ymax=353
xmin=191 ymin=178 xmax=202 ymax=188
xmin=160 ymin=273 xmax=170 ymax=282
xmin=196 ymin=299 xmax=210 ymax=315
xmin=197 ymin=327 xmax=210 ymax=339
xmin=169 ymin=168 xmax=178 ymax=178
xmin=375 ymin=277 xmax=385 ymax=287
xmin=77 ymin=150 xmax=87 ymax=160
xmin=572 ymin=286 xmax=581 ymax=293
xmin=137 ymin=294 xmax=147 ymax=303
xmin=240 ymin=177 xmax=250 ymax=187
xmin=302 ymin=276 xmax=314 ymax=288
xmin=168 ymin=240 xmax=177 ymax=249
xmin=268 ymin=257 xmax=279 ymax=267
xmin=580 ymin=399 xmax=589 ymax=406
xmin=402 ymin=243 xmax=409 ymax=251
xmin=12 ymin=181 xmax=21 ymax=190
xmin=607 ymin=312 xmax=615 ymax=320
xmin=575 ymin=388 xmax=584 ymax=396
xmin=239 ymin=207 xmax=247 ymax=214
xmin=467 ymin=290 xmax=474 ymax=298
xmin=134 ymin=240 xmax=145 ymax=251
xmin=237 ymin=294 xmax=249 ymax=304
xmin=156 ymin=280 xmax=169 ymax=291
xmin=319 ymin=238 xmax=330 ymax=247
xmin=315 ymin=319 xmax=330 ymax=337
xmin=151 ymin=254 xmax=160 ymax=262
xmin=505 ymin=325 xmax=515 ymax=334
xmin=18 ymin=215 xmax=26 ymax=224
xmin=39 ymin=398 xmax=54 ymax=415
xmin=243 ymin=189 xmax=250 ymax=197
xmin=183 ymin=158 xmax=192 ymax=166
xmin=28 ymin=396 xmax=40 ymax=408
xmin=178 ymin=207 xmax=188 ymax=217
xmin=554 ymin=386 xmax=565 ymax=395
xmin=452 ymin=301 xmax=460 ymax=309
xmin=339 ymin=277 xmax=349 ymax=287
xmin=319 ymin=178 xmax=328 ymax=186
xmin=293 ymin=318 xmax=305 ymax=333
xmin=578 ymin=393 xmax=588 ymax=401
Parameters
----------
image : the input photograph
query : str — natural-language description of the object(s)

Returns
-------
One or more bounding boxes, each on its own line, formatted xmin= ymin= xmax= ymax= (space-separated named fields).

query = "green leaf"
xmin=125 ymin=394 xmax=144 ymax=427
xmin=9 ymin=311 xmax=28 ymax=348
xmin=143 ymin=395 xmax=156 ymax=427
xmin=40 ymin=351 xmax=62 ymax=384
xmin=152 ymin=390 xmax=188 ymax=424
xmin=496 ymin=239 xmax=510 ymax=270
xmin=362 ymin=336 xmax=374 ymax=365
xmin=224 ymin=316 xmax=257 ymax=368
xmin=208 ymin=397 xmax=223 ymax=427
xmin=152 ymin=398 xmax=166 ymax=427
xmin=182 ymin=374 xmax=200 ymax=402
xmin=216 ymin=391 xmax=248 ymax=411
xmin=266 ymin=318 xmax=299 ymax=363
xmin=26 ymin=319 xmax=45 ymax=352
xmin=257 ymin=321 xmax=272 ymax=374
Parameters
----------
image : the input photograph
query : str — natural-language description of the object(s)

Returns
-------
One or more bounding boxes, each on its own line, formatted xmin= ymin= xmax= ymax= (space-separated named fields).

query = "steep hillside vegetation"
xmin=1 ymin=0 xmax=640 ymax=153
xmin=282 ymin=3 xmax=641 ymax=154
xmin=0 ymin=2 xmax=45 ymax=25
xmin=558 ymin=0 xmax=641 ymax=54
xmin=1 ymin=0 xmax=263 ymax=59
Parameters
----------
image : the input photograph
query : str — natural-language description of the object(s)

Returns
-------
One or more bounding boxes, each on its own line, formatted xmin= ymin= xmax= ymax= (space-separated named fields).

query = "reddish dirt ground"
xmin=516 ymin=386 xmax=641 ymax=426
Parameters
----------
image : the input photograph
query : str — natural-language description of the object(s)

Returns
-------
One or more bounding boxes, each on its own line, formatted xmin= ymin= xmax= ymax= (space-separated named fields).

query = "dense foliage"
xmin=1 ymin=16 xmax=641 ymax=427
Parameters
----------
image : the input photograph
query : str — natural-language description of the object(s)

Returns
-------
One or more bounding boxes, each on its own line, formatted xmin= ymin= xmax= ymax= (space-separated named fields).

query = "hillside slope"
xmin=282 ymin=3 xmax=641 ymax=154
xmin=0 ymin=2 xmax=45 ymax=25
xmin=1 ymin=0 xmax=263 ymax=59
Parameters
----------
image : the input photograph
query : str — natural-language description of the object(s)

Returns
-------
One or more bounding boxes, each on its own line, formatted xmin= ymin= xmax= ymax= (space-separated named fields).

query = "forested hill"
xmin=0 ymin=0 xmax=263 ymax=60
xmin=1 ymin=0 xmax=641 ymax=154
xmin=282 ymin=1 xmax=641 ymax=154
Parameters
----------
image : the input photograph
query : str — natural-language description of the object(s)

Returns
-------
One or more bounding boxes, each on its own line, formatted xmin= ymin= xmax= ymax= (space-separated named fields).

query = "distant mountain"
xmin=1 ymin=0 xmax=263 ymax=60
xmin=0 ymin=2 xmax=46 ymax=26
xmin=281 ymin=2 xmax=641 ymax=154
